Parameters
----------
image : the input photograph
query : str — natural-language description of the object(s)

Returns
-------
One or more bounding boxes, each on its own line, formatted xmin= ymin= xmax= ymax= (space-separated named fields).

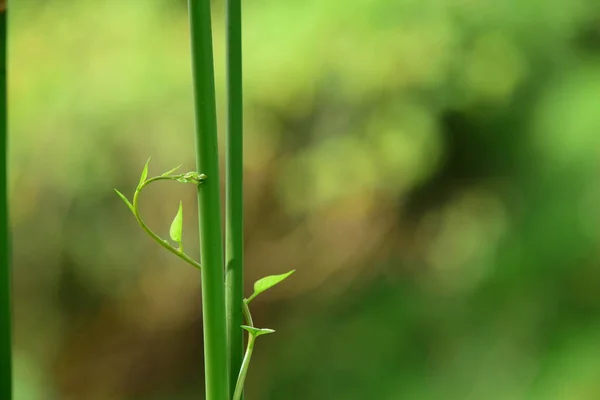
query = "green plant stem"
xmin=225 ymin=0 xmax=244 ymax=395
xmin=242 ymin=300 xmax=253 ymax=327
xmin=231 ymin=301 xmax=254 ymax=400
xmin=187 ymin=0 xmax=228 ymax=399
xmin=0 ymin=3 xmax=10 ymax=399
xmin=232 ymin=334 xmax=255 ymax=400
xmin=132 ymin=176 xmax=202 ymax=270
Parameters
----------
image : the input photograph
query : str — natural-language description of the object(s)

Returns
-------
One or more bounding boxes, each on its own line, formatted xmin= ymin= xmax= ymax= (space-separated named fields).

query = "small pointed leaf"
xmin=247 ymin=270 xmax=295 ymax=303
xmin=241 ymin=325 xmax=275 ymax=337
xmin=114 ymin=189 xmax=134 ymax=213
xmin=138 ymin=157 xmax=151 ymax=188
xmin=170 ymin=201 xmax=183 ymax=246
xmin=161 ymin=164 xmax=183 ymax=177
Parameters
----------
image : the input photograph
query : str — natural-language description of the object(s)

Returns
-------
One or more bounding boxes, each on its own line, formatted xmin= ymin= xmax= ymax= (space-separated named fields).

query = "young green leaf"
xmin=138 ymin=157 xmax=151 ymax=188
xmin=247 ymin=270 xmax=295 ymax=303
xmin=170 ymin=201 xmax=183 ymax=248
xmin=114 ymin=189 xmax=135 ymax=214
xmin=241 ymin=325 xmax=275 ymax=337
xmin=161 ymin=164 xmax=183 ymax=177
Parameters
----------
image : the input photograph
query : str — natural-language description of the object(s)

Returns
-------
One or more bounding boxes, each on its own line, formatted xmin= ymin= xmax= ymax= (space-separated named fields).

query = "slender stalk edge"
xmin=232 ymin=302 xmax=255 ymax=400
xmin=232 ymin=335 xmax=254 ymax=400
xmin=225 ymin=0 xmax=244 ymax=396
xmin=187 ymin=0 xmax=228 ymax=399
xmin=0 ymin=3 xmax=11 ymax=399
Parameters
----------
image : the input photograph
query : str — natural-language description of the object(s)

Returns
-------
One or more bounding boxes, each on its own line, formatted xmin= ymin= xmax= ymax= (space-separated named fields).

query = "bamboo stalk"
xmin=0 ymin=1 xmax=11 ymax=398
xmin=225 ymin=0 xmax=244 ymax=396
xmin=186 ymin=0 xmax=228 ymax=399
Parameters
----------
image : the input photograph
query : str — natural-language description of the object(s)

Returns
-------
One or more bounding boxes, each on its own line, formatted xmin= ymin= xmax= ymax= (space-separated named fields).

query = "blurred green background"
xmin=7 ymin=0 xmax=600 ymax=399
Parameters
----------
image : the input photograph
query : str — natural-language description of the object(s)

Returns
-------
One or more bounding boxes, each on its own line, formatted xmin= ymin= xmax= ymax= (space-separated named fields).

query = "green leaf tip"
xmin=247 ymin=270 xmax=296 ymax=303
xmin=241 ymin=325 xmax=276 ymax=337
xmin=138 ymin=157 xmax=151 ymax=188
xmin=170 ymin=201 xmax=183 ymax=248
xmin=161 ymin=164 xmax=183 ymax=176
xmin=114 ymin=189 xmax=134 ymax=213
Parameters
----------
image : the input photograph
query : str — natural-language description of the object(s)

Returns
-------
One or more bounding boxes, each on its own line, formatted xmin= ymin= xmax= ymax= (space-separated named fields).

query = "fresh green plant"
xmin=114 ymin=159 xmax=205 ymax=270
xmin=115 ymin=161 xmax=295 ymax=400
xmin=114 ymin=1 xmax=294 ymax=399
xmin=0 ymin=3 xmax=11 ymax=399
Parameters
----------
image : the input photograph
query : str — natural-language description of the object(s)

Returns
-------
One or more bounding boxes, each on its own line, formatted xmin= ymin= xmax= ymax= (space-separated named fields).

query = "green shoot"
xmin=116 ymin=160 xmax=296 ymax=400
xmin=114 ymin=160 xmax=204 ymax=270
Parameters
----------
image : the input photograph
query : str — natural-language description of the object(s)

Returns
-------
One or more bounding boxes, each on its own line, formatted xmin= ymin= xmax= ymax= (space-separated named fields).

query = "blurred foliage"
xmin=7 ymin=0 xmax=600 ymax=399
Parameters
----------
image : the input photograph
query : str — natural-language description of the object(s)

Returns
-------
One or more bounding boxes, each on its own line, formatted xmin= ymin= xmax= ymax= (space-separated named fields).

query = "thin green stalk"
xmin=242 ymin=299 xmax=253 ymax=328
xmin=232 ymin=322 xmax=275 ymax=400
xmin=187 ymin=0 xmax=228 ymax=399
xmin=232 ymin=335 xmax=255 ymax=400
xmin=225 ymin=0 xmax=244 ymax=395
xmin=0 ymin=2 xmax=11 ymax=399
